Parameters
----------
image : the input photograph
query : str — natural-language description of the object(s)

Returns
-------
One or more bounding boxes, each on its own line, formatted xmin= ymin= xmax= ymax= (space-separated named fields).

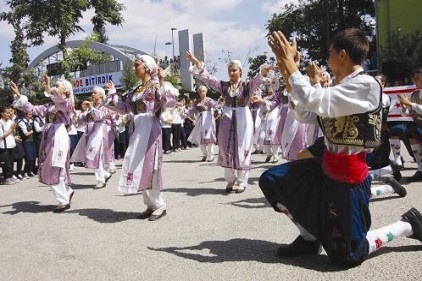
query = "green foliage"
xmin=120 ymin=59 xmax=138 ymax=91
xmin=64 ymin=33 xmax=111 ymax=75
xmin=247 ymin=54 xmax=276 ymax=78
xmin=90 ymin=0 xmax=125 ymax=43
xmin=164 ymin=73 xmax=180 ymax=89
xmin=380 ymin=31 xmax=422 ymax=83
xmin=266 ymin=0 xmax=375 ymax=65
xmin=1 ymin=0 xmax=125 ymax=78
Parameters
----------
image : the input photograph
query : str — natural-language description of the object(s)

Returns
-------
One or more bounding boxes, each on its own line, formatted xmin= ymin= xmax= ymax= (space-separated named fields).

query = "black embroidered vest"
xmin=317 ymin=76 xmax=383 ymax=149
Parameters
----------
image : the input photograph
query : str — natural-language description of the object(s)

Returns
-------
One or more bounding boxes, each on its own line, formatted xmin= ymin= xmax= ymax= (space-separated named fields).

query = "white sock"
xmin=370 ymin=184 xmax=395 ymax=199
xmin=296 ymin=223 xmax=317 ymax=241
xmin=366 ymin=220 xmax=413 ymax=255
xmin=369 ymin=166 xmax=393 ymax=179
xmin=390 ymin=139 xmax=402 ymax=165
xmin=276 ymin=203 xmax=317 ymax=241
xmin=410 ymin=143 xmax=422 ymax=172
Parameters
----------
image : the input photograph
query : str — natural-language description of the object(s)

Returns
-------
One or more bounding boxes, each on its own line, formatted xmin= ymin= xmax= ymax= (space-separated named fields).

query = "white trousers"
xmin=143 ymin=168 xmax=166 ymax=210
xmin=50 ymin=168 xmax=73 ymax=205
xmin=224 ymin=168 xmax=249 ymax=185
xmin=94 ymin=154 xmax=110 ymax=183
xmin=199 ymin=144 xmax=213 ymax=157
xmin=264 ymin=144 xmax=280 ymax=158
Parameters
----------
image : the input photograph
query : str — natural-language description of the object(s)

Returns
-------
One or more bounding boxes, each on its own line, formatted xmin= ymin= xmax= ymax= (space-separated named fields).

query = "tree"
xmin=247 ymin=54 xmax=276 ymax=78
xmin=90 ymin=0 xmax=125 ymax=43
xmin=0 ymin=0 xmax=125 ymax=78
xmin=120 ymin=59 xmax=138 ymax=91
xmin=0 ymin=11 xmax=29 ymax=84
xmin=266 ymin=0 xmax=375 ymax=65
xmin=380 ymin=30 xmax=422 ymax=83
xmin=63 ymin=33 xmax=111 ymax=74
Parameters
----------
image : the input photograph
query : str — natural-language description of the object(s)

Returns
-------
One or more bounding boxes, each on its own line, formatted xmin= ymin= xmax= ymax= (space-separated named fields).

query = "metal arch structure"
xmin=26 ymin=40 xmax=149 ymax=70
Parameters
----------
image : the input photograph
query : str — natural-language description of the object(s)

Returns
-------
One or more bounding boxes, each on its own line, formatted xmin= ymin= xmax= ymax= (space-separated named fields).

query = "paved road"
xmin=1 ymin=147 xmax=421 ymax=281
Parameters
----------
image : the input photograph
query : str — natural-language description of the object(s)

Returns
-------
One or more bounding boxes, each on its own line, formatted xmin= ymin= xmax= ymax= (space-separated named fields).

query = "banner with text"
xmin=73 ymin=72 xmax=123 ymax=94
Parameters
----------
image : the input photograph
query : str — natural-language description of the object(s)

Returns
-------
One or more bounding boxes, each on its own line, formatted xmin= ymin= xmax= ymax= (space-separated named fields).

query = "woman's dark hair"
xmin=330 ymin=28 xmax=369 ymax=65
xmin=413 ymin=67 xmax=422 ymax=76
xmin=0 ymin=106 xmax=10 ymax=114
xmin=375 ymin=73 xmax=388 ymax=86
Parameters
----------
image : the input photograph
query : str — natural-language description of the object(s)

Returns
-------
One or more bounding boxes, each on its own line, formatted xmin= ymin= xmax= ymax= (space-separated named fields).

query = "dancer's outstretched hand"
xmin=185 ymin=51 xmax=201 ymax=68
xmin=9 ymin=81 xmax=20 ymax=97
xmin=268 ymin=31 xmax=297 ymax=63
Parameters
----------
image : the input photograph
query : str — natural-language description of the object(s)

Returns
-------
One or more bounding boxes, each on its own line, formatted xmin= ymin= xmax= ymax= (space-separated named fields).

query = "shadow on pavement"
xmin=228 ymin=197 xmax=270 ymax=209
xmin=148 ymin=238 xmax=347 ymax=272
xmin=370 ymin=244 xmax=422 ymax=258
xmin=2 ymin=201 xmax=56 ymax=214
xmin=70 ymin=183 xmax=96 ymax=190
xmin=164 ymin=187 xmax=226 ymax=197
xmin=69 ymin=208 xmax=139 ymax=223
xmin=149 ymin=238 xmax=422 ymax=271
xmin=163 ymin=159 xmax=200 ymax=164
xmin=370 ymin=195 xmax=402 ymax=202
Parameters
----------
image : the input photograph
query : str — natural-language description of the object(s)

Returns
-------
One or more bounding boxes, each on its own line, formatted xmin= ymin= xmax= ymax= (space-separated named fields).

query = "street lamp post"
xmin=171 ymin=27 xmax=177 ymax=59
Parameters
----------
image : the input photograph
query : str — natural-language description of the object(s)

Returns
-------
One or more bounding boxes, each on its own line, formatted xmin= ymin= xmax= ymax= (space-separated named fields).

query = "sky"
xmin=0 ymin=0 xmax=297 ymax=79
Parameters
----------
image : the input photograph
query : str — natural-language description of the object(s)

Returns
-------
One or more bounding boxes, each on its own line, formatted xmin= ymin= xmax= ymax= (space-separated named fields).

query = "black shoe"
xmin=401 ymin=208 xmax=422 ymax=242
xmin=390 ymin=160 xmax=402 ymax=182
xmin=69 ymin=191 xmax=75 ymax=203
xmin=225 ymin=182 xmax=235 ymax=193
xmin=407 ymin=171 xmax=422 ymax=183
xmin=138 ymin=209 xmax=154 ymax=219
xmin=53 ymin=204 xmax=71 ymax=213
xmin=276 ymin=236 xmax=322 ymax=258
xmin=105 ymin=173 xmax=112 ymax=184
xmin=149 ymin=209 xmax=167 ymax=221
xmin=385 ymin=177 xmax=407 ymax=197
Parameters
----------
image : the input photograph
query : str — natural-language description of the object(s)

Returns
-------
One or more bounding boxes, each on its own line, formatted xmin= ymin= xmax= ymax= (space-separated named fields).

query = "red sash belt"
xmin=322 ymin=150 xmax=368 ymax=184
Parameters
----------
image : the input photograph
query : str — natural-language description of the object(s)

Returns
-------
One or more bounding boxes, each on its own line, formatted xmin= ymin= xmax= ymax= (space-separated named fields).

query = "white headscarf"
xmin=227 ymin=60 xmax=243 ymax=70
xmin=93 ymin=86 xmax=106 ymax=100
xmin=135 ymin=54 xmax=158 ymax=77
xmin=45 ymin=78 xmax=74 ymax=106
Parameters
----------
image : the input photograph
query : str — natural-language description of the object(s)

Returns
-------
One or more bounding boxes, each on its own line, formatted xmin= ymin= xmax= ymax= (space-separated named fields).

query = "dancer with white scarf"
xmin=71 ymin=86 xmax=115 ymax=189
xmin=105 ymin=54 xmax=177 ymax=221
xmin=186 ymin=52 xmax=272 ymax=193
xmin=187 ymin=85 xmax=217 ymax=162
xmin=11 ymin=76 xmax=75 ymax=213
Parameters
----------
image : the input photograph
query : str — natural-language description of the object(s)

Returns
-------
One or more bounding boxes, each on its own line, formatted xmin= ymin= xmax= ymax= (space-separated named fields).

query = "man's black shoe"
xmin=390 ymin=160 xmax=402 ymax=182
xmin=385 ymin=177 xmax=407 ymax=197
xmin=53 ymin=204 xmax=71 ymax=213
xmin=276 ymin=236 xmax=322 ymax=258
xmin=402 ymin=208 xmax=422 ymax=242
xmin=407 ymin=171 xmax=422 ymax=183
xmin=138 ymin=209 xmax=154 ymax=219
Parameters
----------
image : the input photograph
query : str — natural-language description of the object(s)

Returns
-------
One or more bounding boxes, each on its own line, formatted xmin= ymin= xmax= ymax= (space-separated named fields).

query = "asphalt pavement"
xmin=0 ymin=146 xmax=421 ymax=281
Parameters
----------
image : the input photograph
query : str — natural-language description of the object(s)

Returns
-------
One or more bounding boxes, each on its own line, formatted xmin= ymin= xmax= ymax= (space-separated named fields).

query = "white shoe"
xmin=109 ymin=168 xmax=116 ymax=174
xmin=4 ymin=178 xmax=16 ymax=185
xmin=93 ymin=182 xmax=106 ymax=189
xmin=69 ymin=164 xmax=75 ymax=171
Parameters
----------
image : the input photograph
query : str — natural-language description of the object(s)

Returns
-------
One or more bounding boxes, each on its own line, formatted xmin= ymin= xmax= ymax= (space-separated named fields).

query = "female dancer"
xmin=188 ymin=85 xmax=217 ymax=162
xmin=186 ymin=51 xmax=271 ymax=193
xmin=105 ymin=54 xmax=177 ymax=221
xmin=71 ymin=86 xmax=115 ymax=189
xmin=252 ymin=71 xmax=281 ymax=163
xmin=11 ymin=76 xmax=74 ymax=213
